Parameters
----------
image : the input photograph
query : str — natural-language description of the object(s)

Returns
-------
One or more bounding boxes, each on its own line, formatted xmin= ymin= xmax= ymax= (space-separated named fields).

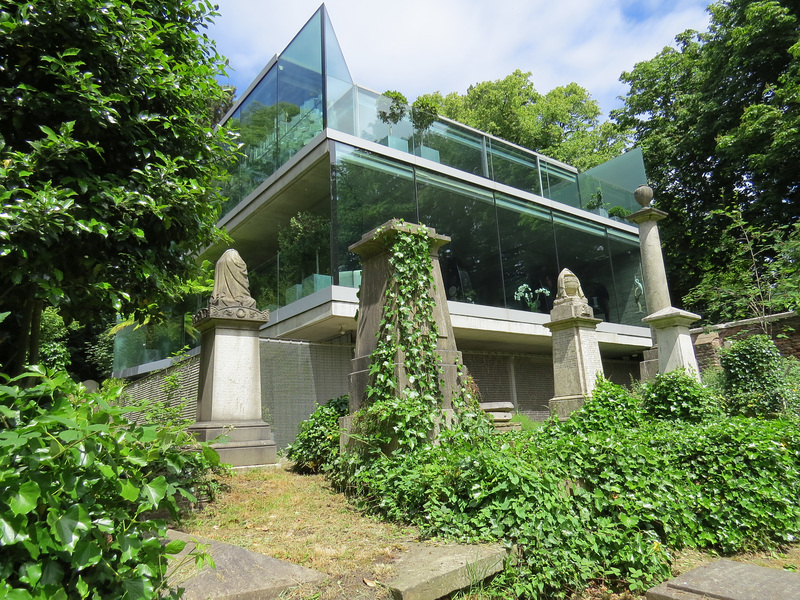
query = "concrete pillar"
xmin=626 ymin=186 xmax=701 ymax=380
xmin=544 ymin=269 xmax=604 ymax=420
xmin=189 ymin=250 xmax=276 ymax=467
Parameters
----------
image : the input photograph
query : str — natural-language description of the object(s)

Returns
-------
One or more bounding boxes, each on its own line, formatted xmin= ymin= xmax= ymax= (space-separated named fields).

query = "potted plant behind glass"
xmin=377 ymin=90 xmax=409 ymax=152
xmin=411 ymin=96 xmax=440 ymax=162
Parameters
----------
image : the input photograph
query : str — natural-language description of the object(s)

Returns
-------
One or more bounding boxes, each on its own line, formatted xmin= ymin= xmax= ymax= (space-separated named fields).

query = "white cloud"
xmin=208 ymin=0 xmax=711 ymax=116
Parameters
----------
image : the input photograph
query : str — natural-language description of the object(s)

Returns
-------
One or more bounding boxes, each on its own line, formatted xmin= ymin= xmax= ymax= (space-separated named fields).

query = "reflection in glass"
xmin=553 ymin=212 xmax=614 ymax=321
xmin=541 ymin=161 xmax=580 ymax=208
xmin=490 ymin=140 xmax=542 ymax=196
xmin=416 ymin=170 xmax=503 ymax=307
xmin=607 ymin=230 xmax=644 ymax=326
xmin=495 ymin=194 xmax=556 ymax=313
xmin=332 ymin=144 xmax=417 ymax=282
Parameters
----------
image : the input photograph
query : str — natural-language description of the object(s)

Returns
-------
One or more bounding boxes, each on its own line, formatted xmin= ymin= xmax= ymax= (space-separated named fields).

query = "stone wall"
xmin=121 ymin=354 xmax=200 ymax=423
xmin=261 ymin=338 xmax=352 ymax=449
xmin=122 ymin=342 xmax=642 ymax=445
xmin=691 ymin=311 xmax=800 ymax=372
xmin=463 ymin=351 xmax=640 ymax=422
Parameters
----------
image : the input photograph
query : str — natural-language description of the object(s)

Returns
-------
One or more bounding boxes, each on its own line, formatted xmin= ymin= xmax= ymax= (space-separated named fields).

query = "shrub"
xmin=285 ymin=395 xmax=349 ymax=474
xmin=640 ymin=370 xmax=723 ymax=422
xmin=0 ymin=368 xmax=222 ymax=598
xmin=568 ymin=376 xmax=643 ymax=431
xmin=721 ymin=335 xmax=793 ymax=416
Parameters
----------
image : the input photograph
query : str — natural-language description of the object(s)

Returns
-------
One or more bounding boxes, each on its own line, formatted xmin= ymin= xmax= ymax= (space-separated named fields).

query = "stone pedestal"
xmin=347 ymin=220 xmax=462 ymax=414
xmin=544 ymin=269 xmax=604 ymax=420
xmin=643 ymin=307 xmax=701 ymax=377
xmin=190 ymin=306 xmax=276 ymax=467
xmin=627 ymin=186 xmax=701 ymax=380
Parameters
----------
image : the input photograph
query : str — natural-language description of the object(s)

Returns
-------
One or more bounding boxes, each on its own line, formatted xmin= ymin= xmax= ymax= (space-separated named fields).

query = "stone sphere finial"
xmin=634 ymin=185 xmax=654 ymax=207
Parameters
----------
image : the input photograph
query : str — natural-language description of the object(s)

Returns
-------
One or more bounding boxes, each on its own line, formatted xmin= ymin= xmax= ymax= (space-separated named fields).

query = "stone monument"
xmin=347 ymin=220 xmax=463 ymax=415
xmin=189 ymin=249 xmax=276 ymax=467
xmin=544 ymin=269 xmax=604 ymax=419
xmin=627 ymin=185 xmax=701 ymax=380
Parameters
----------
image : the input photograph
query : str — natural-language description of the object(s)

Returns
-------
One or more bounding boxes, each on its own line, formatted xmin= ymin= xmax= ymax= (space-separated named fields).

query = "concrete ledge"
xmin=387 ymin=542 xmax=508 ymax=600
xmin=647 ymin=560 xmax=800 ymax=600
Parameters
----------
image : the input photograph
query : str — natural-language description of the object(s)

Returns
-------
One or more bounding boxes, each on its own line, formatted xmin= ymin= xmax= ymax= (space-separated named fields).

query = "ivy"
xmin=0 ymin=368 xmax=224 ymax=598
xmin=355 ymin=224 xmax=445 ymax=453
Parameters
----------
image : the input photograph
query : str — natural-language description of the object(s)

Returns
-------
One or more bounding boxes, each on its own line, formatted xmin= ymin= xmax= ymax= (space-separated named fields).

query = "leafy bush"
xmin=640 ymin=370 xmax=723 ymax=422
xmin=0 ymin=368 xmax=223 ymax=599
xmin=567 ymin=376 xmax=643 ymax=431
xmin=285 ymin=395 xmax=349 ymax=474
xmin=318 ymin=374 xmax=800 ymax=598
xmin=721 ymin=335 xmax=795 ymax=416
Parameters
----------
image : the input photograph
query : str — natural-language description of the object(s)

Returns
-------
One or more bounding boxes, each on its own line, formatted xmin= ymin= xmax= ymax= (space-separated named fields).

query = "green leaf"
xmin=10 ymin=480 xmax=40 ymax=516
xmin=141 ymin=476 xmax=168 ymax=507
xmin=52 ymin=504 xmax=90 ymax=551
xmin=120 ymin=480 xmax=139 ymax=502
xmin=164 ymin=538 xmax=187 ymax=555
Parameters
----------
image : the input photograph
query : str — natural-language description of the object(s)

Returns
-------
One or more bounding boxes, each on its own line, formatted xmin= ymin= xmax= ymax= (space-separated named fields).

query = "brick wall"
xmin=691 ymin=311 xmax=800 ymax=372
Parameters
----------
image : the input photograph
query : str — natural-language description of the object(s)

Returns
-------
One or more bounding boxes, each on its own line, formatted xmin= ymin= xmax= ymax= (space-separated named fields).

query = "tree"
xmin=418 ymin=70 xmax=629 ymax=170
xmin=683 ymin=208 xmax=800 ymax=328
xmin=613 ymin=0 xmax=800 ymax=309
xmin=0 ymin=0 xmax=234 ymax=376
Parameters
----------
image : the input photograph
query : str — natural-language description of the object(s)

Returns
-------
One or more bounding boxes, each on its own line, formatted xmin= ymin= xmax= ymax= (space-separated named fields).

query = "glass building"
xmin=114 ymin=6 xmax=652 ymax=431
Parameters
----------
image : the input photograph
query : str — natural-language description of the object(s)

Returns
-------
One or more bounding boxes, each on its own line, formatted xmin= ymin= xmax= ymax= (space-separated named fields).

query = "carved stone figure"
xmin=211 ymin=249 xmax=257 ymax=309
xmin=551 ymin=269 xmax=594 ymax=319
xmin=555 ymin=268 xmax=586 ymax=301
xmin=193 ymin=249 xmax=268 ymax=324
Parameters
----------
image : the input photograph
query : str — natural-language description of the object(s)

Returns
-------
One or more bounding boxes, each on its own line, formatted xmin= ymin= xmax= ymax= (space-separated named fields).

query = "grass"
xmin=177 ymin=460 xmax=800 ymax=600
xmin=177 ymin=461 xmax=418 ymax=599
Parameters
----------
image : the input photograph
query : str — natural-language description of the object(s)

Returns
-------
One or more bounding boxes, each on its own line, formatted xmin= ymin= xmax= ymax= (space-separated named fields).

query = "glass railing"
xmin=248 ymin=251 xmax=332 ymax=314
xmin=351 ymin=86 xmax=642 ymax=217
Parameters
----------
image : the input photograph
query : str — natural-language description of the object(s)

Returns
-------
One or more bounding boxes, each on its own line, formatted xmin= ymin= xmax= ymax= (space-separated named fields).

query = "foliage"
xmin=38 ymin=308 xmax=81 ymax=373
xmin=285 ymin=395 xmax=349 ymax=474
xmin=0 ymin=0 xmax=234 ymax=375
xmin=349 ymin=223 xmax=446 ymax=455
xmin=684 ymin=208 xmax=800 ymax=326
xmin=640 ymin=370 xmax=723 ymax=423
xmin=0 ymin=368 xmax=224 ymax=598
xmin=377 ymin=90 xmax=409 ymax=128
xmin=720 ymin=334 xmax=798 ymax=416
xmin=84 ymin=324 xmax=116 ymax=379
xmin=613 ymin=0 xmax=800 ymax=305
xmin=306 ymin=366 xmax=800 ymax=598
xmin=418 ymin=70 xmax=629 ymax=170
xmin=410 ymin=96 xmax=438 ymax=146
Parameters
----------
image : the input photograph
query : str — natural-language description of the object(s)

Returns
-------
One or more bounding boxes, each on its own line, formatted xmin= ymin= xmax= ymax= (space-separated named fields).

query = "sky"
xmin=206 ymin=0 xmax=712 ymax=118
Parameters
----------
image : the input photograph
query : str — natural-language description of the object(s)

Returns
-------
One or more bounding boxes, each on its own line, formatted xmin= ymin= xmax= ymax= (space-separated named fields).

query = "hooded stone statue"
xmin=210 ymin=249 xmax=257 ymax=309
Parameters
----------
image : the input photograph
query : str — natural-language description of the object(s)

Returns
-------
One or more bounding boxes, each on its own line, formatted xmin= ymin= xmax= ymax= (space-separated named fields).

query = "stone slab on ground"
xmin=166 ymin=529 xmax=325 ymax=600
xmin=387 ymin=542 xmax=508 ymax=600
xmin=646 ymin=560 xmax=800 ymax=600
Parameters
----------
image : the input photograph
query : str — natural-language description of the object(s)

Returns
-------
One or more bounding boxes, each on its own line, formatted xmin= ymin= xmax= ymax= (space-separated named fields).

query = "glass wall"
xmin=332 ymin=141 xmax=643 ymax=326
xmin=332 ymin=144 xmax=417 ymax=281
xmin=553 ymin=213 xmax=615 ymax=321
xmin=221 ymin=10 xmax=324 ymax=211
xmin=495 ymin=194 xmax=556 ymax=313
xmin=416 ymin=170 xmax=503 ymax=307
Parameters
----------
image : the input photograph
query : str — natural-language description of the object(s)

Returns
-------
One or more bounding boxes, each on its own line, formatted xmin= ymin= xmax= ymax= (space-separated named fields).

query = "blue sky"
xmin=206 ymin=0 xmax=711 ymax=117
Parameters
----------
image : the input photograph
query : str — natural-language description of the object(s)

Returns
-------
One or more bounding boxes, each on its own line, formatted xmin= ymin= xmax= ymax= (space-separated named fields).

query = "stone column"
xmin=347 ymin=220 xmax=462 ymax=414
xmin=627 ymin=186 xmax=701 ymax=380
xmin=544 ymin=269 xmax=604 ymax=420
xmin=189 ymin=249 xmax=276 ymax=467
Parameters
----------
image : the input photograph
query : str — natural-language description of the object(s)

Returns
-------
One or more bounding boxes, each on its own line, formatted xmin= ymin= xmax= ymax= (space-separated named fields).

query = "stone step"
xmin=486 ymin=412 xmax=513 ymax=422
xmin=480 ymin=401 xmax=515 ymax=412
xmin=647 ymin=560 xmax=800 ymax=600
xmin=387 ymin=542 xmax=509 ymax=600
